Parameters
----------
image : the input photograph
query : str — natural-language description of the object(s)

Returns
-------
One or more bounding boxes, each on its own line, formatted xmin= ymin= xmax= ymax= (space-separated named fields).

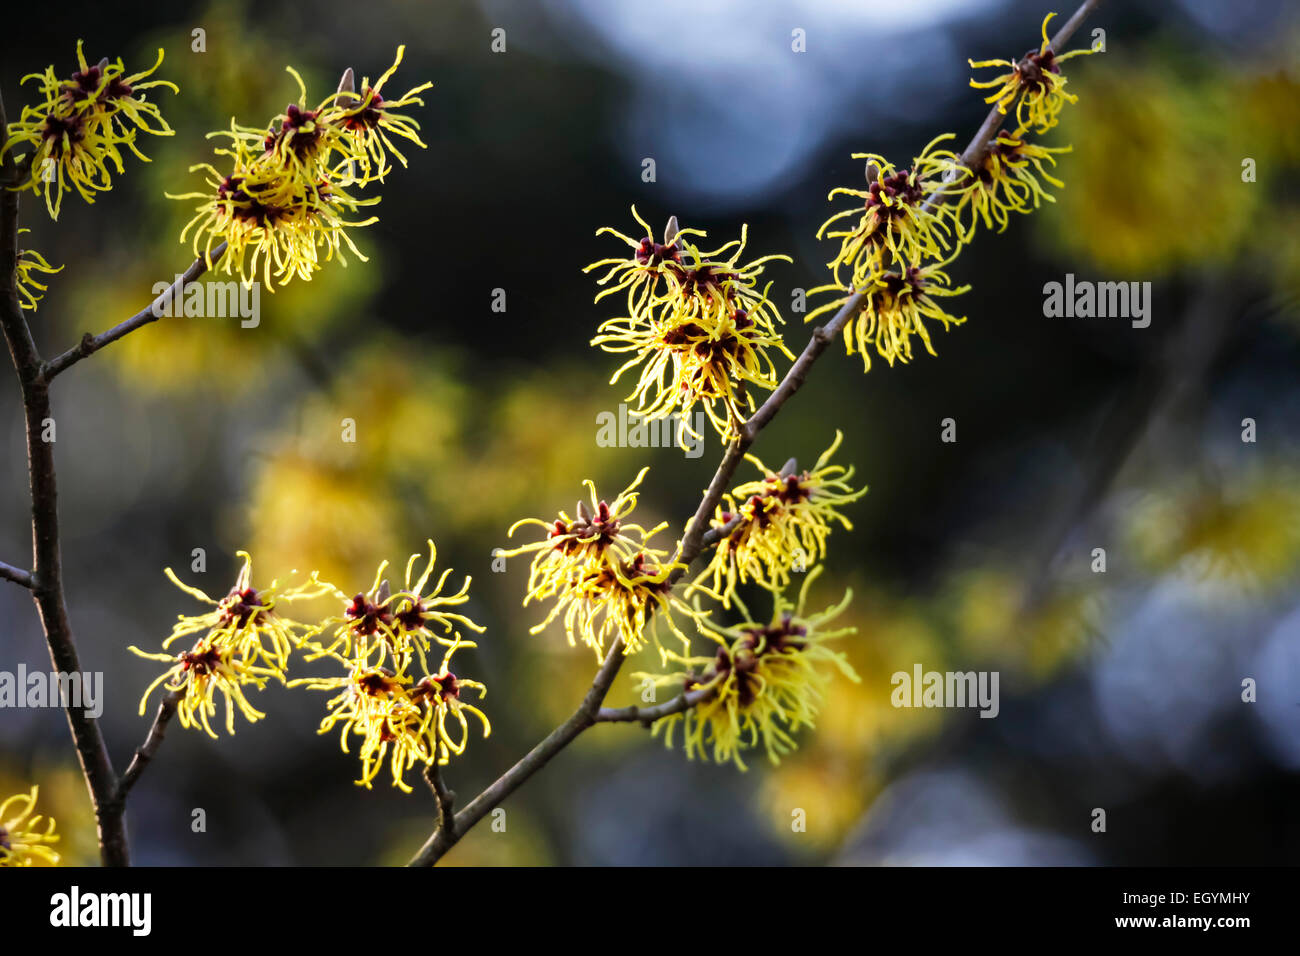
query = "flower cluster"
xmin=294 ymin=642 xmax=488 ymax=793
xmin=968 ymin=12 xmax=1096 ymax=135
xmin=819 ymin=134 xmax=964 ymax=290
xmin=293 ymin=542 xmax=488 ymax=791
xmin=131 ymin=552 xmax=331 ymax=737
xmin=132 ymin=544 xmax=490 ymax=792
xmin=693 ymin=431 xmax=867 ymax=605
xmin=588 ymin=208 xmax=794 ymax=439
xmin=170 ymin=46 xmax=431 ymax=289
xmin=1 ymin=41 xmax=176 ymax=220
xmin=808 ymin=256 xmax=970 ymax=370
xmin=642 ymin=572 xmax=859 ymax=770
xmin=952 ymin=130 xmax=1072 ymax=240
xmin=811 ymin=12 xmax=1093 ymax=371
xmin=0 ymin=787 xmax=60 ymax=866
xmin=501 ymin=469 xmax=705 ymax=659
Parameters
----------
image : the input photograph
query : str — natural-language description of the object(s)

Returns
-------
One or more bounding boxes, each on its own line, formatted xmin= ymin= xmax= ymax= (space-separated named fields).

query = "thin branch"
xmin=596 ymin=685 xmax=717 ymax=724
xmin=410 ymin=0 xmax=1106 ymax=867
xmin=0 ymin=560 xmax=33 ymax=589
xmin=410 ymin=636 xmax=627 ymax=866
xmin=112 ymin=689 xmax=183 ymax=807
xmin=0 ymin=90 xmax=128 ymax=866
xmin=419 ymin=760 xmax=458 ymax=857
xmin=42 ymin=244 xmax=228 ymax=381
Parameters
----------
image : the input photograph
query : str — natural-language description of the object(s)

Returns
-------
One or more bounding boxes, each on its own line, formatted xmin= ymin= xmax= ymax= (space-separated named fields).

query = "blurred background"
xmin=2 ymin=0 xmax=1299 ymax=865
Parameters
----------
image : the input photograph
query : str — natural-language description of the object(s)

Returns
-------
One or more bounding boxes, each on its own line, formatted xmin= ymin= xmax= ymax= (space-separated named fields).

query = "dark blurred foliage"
xmin=2 ymin=0 xmax=1299 ymax=864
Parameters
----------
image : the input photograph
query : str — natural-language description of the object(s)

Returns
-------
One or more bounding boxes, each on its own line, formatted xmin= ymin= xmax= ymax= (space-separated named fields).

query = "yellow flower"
xmin=294 ymin=639 xmax=489 ymax=792
xmin=130 ymin=551 xmax=329 ymax=737
xmin=15 ymin=230 xmax=63 ymax=311
xmin=503 ymin=470 xmax=703 ymax=658
xmin=225 ymin=67 xmax=364 ymax=184
xmin=158 ymin=551 xmax=331 ymax=676
xmin=171 ymin=136 xmax=380 ymax=288
xmin=1126 ymin=469 xmax=1300 ymax=593
xmin=409 ymin=653 xmax=491 ymax=765
xmin=646 ymin=572 xmax=859 ymax=769
xmin=3 ymin=100 xmax=129 ymax=220
xmin=807 ymin=256 xmax=969 ymax=371
xmin=329 ymin=45 xmax=434 ymax=182
xmin=307 ymin=542 xmax=483 ymax=678
xmin=296 ymin=664 xmax=430 ymax=791
xmin=584 ymin=206 xmax=707 ymax=324
xmin=952 ymin=129 xmax=1071 ymax=239
xmin=502 ymin=467 xmax=661 ymax=601
xmin=539 ymin=550 xmax=704 ymax=660
xmin=968 ymin=12 xmax=1095 ymax=135
xmin=54 ymin=40 xmax=177 ymax=138
xmin=169 ymin=48 xmax=427 ymax=288
xmin=0 ymin=786 xmax=60 ymax=866
xmin=131 ymin=637 xmax=279 ymax=738
xmin=694 ymin=431 xmax=866 ymax=605
xmin=654 ymin=223 xmax=791 ymax=337
xmin=595 ymin=296 xmax=793 ymax=439
xmin=589 ymin=214 xmax=793 ymax=438
xmin=1 ymin=41 xmax=175 ymax=220
xmin=817 ymin=133 xmax=965 ymax=290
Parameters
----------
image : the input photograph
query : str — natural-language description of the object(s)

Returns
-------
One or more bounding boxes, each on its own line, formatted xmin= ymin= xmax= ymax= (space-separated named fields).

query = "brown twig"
xmin=595 ymin=685 xmax=718 ymax=725
xmin=112 ymin=690 xmax=184 ymax=808
xmin=419 ymin=760 xmax=458 ymax=856
xmin=0 ymin=91 xmax=128 ymax=865
xmin=0 ymin=560 xmax=33 ymax=589
xmin=42 ymin=244 xmax=228 ymax=381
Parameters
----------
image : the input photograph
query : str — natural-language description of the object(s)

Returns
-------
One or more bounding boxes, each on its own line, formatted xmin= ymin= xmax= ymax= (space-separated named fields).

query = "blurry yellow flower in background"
xmin=1125 ymin=467 xmax=1300 ymax=595
xmin=968 ymin=12 xmax=1095 ymax=135
xmin=0 ymin=786 xmax=60 ymax=866
xmin=245 ymin=342 xmax=467 ymax=591
xmin=947 ymin=566 xmax=1102 ymax=679
xmin=1046 ymin=59 xmax=1260 ymax=274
